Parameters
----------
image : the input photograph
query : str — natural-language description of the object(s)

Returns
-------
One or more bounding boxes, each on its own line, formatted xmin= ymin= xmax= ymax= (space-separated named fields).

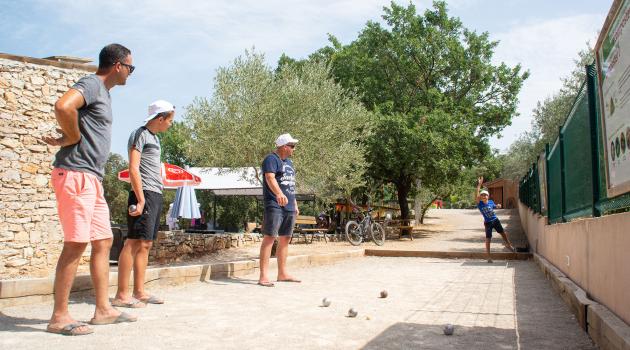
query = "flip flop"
xmin=138 ymin=295 xmax=164 ymax=304
xmin=257 ymin=281 xmax=275 ymax=287
xmin=46 ymin=322 xmax=94 ymax=336
xmin=277 ymin=278 xmax=301 ymax=283
xmin=111 ymin=298 xmax=146 ymax=308
xmin=89 ymin=312 xmax=137 ymax=325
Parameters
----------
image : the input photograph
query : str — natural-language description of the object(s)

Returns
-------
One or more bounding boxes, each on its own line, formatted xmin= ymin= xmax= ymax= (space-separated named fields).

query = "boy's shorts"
xmin=52 ymin=168 xmax=112 ymax=243
xmin=262 ymin=207 xmax=296 ymax=237
xmin=484 ymin=219 xmax=504 ymax=238
xmin=127 ymin=190 xmax=163 ymax=240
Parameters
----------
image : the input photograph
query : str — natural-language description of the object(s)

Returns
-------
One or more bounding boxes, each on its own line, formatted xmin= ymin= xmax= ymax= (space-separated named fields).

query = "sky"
xmin=0 ymin=0 xmax=613 ymax=158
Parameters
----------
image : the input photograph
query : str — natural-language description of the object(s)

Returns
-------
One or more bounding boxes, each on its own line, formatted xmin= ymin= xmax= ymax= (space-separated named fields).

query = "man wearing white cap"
xmin=113 ymin=100 xmax=174 ymax=306
xmin=258 ymin=133 xmax=301 ymax=286
xmin=476 ymin=176 xmax=514 ymax=263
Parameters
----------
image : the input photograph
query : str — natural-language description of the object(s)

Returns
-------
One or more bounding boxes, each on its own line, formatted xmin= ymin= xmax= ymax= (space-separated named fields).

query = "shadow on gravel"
xmin=361 ymin=262 xmax=595 ymax=350
xmin=0 ymin=312 xmax=48 ymax=333
xmin=360 ymin=322 xmax=516 ymax=350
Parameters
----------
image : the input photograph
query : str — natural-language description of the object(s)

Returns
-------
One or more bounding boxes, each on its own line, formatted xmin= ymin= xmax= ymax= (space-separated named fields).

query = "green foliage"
xmin=160 ymin=121 xmax=194 ymax=167
xmin=102 ymin=153 xmax=130 ymax=224
xmin=287 ymin=1 xmax=527 ymax=218
xmin=184 ymin=50 xmax=372 ymax=203
xmin=502 ymin=46 xmax=594 ymax=179
xmin=212 ymin=196 xmax=258 ymax=232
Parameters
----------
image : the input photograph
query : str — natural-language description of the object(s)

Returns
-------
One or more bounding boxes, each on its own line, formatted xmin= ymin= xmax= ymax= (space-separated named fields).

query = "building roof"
xmin=0 ymin=53 xmax=96 ymax=72
xmin=484 ymin=178 xmax=515 ymax=188
xmin=187 ymin=167 xmax=314 ymax=199
xmin=188 ymin=167 xmax=260 ymax=191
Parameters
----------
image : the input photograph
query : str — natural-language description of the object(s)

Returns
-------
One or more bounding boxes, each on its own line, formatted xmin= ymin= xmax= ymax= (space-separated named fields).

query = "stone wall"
xmin=150 ymin=231 xmax=249 ymax=265
xmin=0 ymin=54 xmax=96 ymax=279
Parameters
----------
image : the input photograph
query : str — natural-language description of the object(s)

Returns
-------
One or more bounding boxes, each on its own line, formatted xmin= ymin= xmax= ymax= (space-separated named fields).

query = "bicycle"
xmin=344 ymin=208 xmax=385 ymax=246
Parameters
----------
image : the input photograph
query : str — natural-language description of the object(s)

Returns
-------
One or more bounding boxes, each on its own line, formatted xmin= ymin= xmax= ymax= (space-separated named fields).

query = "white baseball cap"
xmin=144 ymin=100 xmax=175 ymax=122
xmin=275 ymin=133 xmax=299 ymax=147
xmin=480 ymin=190 xmax=489 ymax=196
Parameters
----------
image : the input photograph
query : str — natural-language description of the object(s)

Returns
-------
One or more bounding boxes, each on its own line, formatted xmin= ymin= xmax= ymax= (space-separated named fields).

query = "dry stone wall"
xmin=150 ymin=231 xmax=249 ymax=265
xmin=0 ymin=54 xmax=96 ymax=279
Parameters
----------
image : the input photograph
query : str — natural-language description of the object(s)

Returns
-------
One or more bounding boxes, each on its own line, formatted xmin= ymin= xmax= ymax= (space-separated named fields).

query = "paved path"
xmin=0 ymin=257 xmax=594 ymax=349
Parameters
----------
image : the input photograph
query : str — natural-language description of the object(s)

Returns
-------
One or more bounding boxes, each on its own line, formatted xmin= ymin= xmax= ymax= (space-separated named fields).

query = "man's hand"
xmin=276 ymin=193 xmax=288 ymax=206
xmin=129 ymin=201 xmax=145 ymax=217
xmin=477 ymin=176 xmax=484 ymax=186
xmin=42 ymin=128 xmax=79 ymax=147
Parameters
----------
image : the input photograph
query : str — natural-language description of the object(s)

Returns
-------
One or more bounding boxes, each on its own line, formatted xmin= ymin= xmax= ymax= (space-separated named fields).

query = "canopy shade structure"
xmin=187 ymin=167 xmax=260 ymax=194
xmin=187 ymin=167 xmax=315 ymax=200
xmin=118 ymin=163 xmax=202 ymax=189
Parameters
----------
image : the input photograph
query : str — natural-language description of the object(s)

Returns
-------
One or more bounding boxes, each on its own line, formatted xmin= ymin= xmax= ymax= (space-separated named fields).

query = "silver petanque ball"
xmin=443 ymin=324 xmax=454 ymax=335
xmin=348 ymin=308 xmax=358 ymax=318
xmin=129 ymin=204 xmax=137 ymax=213
xmin=322 ymin=297 xmax=331 ymax=307
xmin=380 ymin=290 xmax=388 ymax=298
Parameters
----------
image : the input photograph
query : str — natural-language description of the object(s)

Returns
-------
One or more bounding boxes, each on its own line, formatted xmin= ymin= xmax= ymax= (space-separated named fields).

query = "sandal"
xmin=46 ymin=322 xmax=94 ymax=336
xmin=257 ymin=281 xmax=275 ymax=287
xmin=138 ymin=295 xmax=164 ymax=304
xmin=111 ymin=297 xmax=146 ymax=308
xmin=89 ymin=312 xmax=137 ymax=325
xmin=277 ymin=278 xmax=301 ymax=283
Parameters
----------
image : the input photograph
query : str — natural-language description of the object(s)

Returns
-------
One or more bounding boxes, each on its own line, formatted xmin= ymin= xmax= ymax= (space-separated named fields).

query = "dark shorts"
xmin=127 ymin=190 xmax=163 ymax=240
xmin=484 ymin=219 xmax=504 ymax=239
xmin=262 ymin=207 xmax=296 ymax=237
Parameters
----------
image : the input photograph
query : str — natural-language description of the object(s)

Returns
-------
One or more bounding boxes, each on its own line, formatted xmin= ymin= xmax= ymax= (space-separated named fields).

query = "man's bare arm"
xmin=128 ymin=148 xmax=144 ymax=216
xmin=265 ymin=172 xmax=288 ymax=206
xmin=42 ymin=89 xmax=85 ymax=147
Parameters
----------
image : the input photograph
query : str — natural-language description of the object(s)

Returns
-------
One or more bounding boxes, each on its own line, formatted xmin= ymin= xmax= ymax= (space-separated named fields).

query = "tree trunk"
xmin=420 ymin=196 xmax=438 ymax=224
xmin=396 ymin=182 xmax=412 ymax=238
xmin=413 ymin=179 xmax=422 ymax=224
xmin=396 ymin=183 xmax=411 ymax=220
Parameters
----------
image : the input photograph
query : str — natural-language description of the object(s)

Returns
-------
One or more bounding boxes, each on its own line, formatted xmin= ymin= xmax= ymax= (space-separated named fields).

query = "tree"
xmin=160 ymin=121 xmax=194 ymax=167
xmin=502 ymin=46 xmax=594 ymax=179
xmin=290 ymin=1 xmax=528 ymax=220
xmin=102 ymin=153 xmax=130 ymax=224
xmin=183 ymin=51 xmax=372 ymax=203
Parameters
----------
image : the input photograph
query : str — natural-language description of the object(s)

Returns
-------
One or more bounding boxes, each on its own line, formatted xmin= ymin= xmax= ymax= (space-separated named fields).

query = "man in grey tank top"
xmin=113 ymin=100 xmax=174 ymax=308
xmin=42 ymin=44 xmax=137 ymax=336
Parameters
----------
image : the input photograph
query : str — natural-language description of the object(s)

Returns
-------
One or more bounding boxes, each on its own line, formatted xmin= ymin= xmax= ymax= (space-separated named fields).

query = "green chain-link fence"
xmin=519 ymin=63 xmax=630 ymax=224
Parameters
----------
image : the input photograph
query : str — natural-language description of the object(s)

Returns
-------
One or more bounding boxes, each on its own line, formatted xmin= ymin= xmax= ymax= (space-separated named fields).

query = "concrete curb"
xmin=365 ymin=249 xmax=532 ymax=260
xmin=533 ymin=253 xmax=630 ymax=350
xmin=0 ymin=250 xmax=364 ymax=308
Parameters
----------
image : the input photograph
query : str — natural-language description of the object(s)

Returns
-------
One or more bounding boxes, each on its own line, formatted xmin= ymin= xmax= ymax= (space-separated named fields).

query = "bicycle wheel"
xmin=370 ymin=222 xmax=386 ymax=246
xmin=345 ymin=221 xmax=363 ymax=246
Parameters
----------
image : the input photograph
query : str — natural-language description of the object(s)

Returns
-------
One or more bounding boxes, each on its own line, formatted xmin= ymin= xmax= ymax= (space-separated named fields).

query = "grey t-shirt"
xmin=128 ymin=126 xmax=163 ymax=194
xmin=52 ymin=74 xmax=112 ymax=180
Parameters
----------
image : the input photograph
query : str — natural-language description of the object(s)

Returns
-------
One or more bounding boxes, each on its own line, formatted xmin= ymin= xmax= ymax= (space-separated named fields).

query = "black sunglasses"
xmin=118 ymin=62 xmax=135 ymax=74
xmin=286 ymin=144 xmax=296 ymax=149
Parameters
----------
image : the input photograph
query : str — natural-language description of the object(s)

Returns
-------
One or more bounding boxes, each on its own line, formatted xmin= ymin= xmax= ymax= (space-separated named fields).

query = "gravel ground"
xmin=150 ymin=209 xmax=527 ymax=268
xmin=0 ymin=256 xmax=594 ymax=350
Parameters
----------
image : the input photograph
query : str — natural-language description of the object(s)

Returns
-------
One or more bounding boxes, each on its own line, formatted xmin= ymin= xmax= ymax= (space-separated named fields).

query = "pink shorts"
xmin=51 ymin=168 xmax=112 ymax=243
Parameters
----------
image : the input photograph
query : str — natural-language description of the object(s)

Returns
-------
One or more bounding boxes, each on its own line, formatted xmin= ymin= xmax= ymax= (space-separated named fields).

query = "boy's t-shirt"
xmin=127 ymin=127 xmax=162 ymax=194
xmin=477 ymin=200 xmax=498 ymax=222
